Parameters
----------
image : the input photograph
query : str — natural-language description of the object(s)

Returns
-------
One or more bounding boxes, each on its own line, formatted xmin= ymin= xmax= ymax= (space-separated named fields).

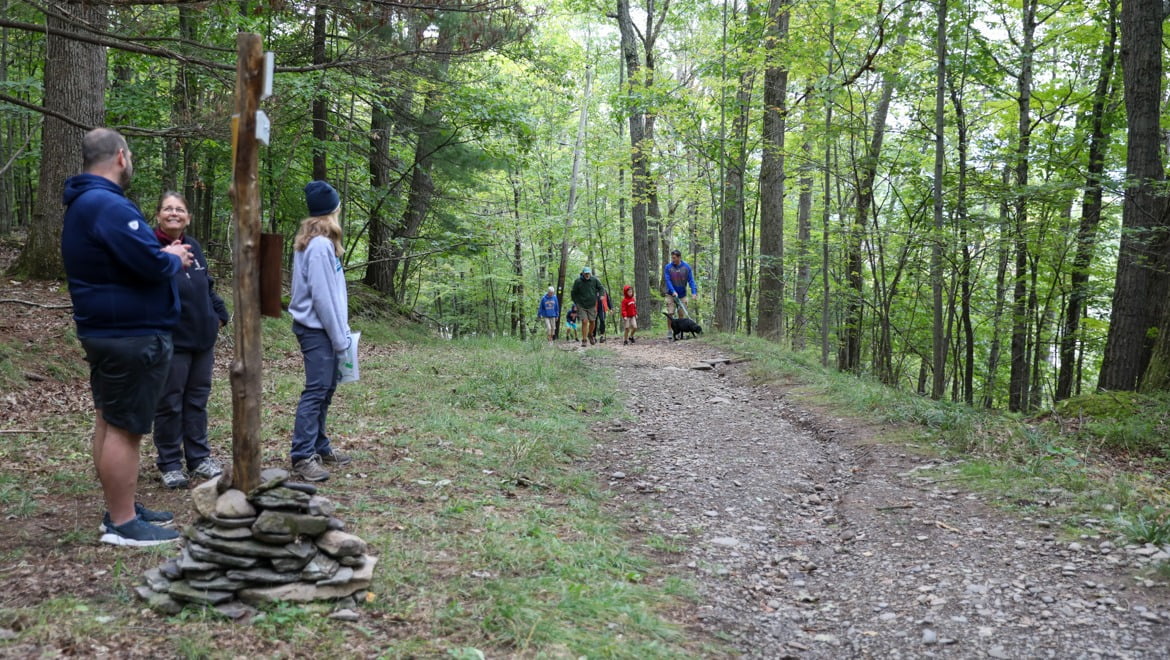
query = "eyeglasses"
xmin=160 ymin=206 xmax=188 ymax=214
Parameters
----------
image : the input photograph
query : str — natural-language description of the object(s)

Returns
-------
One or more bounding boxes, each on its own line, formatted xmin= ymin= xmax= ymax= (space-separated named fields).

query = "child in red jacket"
xmin=620 ymin=285 xmax=638 ymax=345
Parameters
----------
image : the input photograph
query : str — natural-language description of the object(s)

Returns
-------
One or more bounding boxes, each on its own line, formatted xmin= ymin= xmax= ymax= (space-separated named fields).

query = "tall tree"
xmin=841 ymin=8 xmax=903 ymax=373
xmin=1099 ymin=0 xmax=1170 ymax=391
xmin=714 ymin=2 xmax=758 ymax=333
xmin=311 ymin=5 xmax=329 ymax=180
xmin=615 ymin=0 xmax=665 ymax=329
xmin=755 ymin=0 xmax=789 ymax=341
xmin=1007 ymin=0 xmax=1037 ymax=412
xmin=929 ymin=0 xmax=948 ymax=400
xmin=1055 ymin=0 xmax=1118 ymax=400
xmin=12 ymin=2 xmax=106 ymax=279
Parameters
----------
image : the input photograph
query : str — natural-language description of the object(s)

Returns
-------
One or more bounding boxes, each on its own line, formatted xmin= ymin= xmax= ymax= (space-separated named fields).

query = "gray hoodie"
xmin=288 ymin=236 xmax=351 ymax=352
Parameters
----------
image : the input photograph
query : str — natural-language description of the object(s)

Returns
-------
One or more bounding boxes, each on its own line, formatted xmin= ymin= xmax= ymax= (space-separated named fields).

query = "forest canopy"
xmin=1 ymin=0 xmax=1168 ymax=411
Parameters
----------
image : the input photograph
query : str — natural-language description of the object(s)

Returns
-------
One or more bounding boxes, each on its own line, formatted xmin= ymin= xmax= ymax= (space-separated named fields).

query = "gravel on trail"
xmin=584 ymin=337 xmax=1170 ymax=659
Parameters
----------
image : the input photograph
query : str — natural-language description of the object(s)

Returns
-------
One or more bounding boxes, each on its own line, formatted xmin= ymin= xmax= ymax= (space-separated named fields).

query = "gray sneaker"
xmin=292 ymin=455 xmax=330 ymax=482
xmin=320 ymin=449 xmax=351 ymax=467
xmin=161 ymin=470 xmax=189 ymax=489
xmin=190 ymin=457 xmax=223 ymax=480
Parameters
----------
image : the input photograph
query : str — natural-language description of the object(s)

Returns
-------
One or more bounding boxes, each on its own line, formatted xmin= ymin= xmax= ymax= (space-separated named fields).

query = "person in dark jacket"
xmin=62 ymin=127 xmax=192 ymax=547
xmin=591 ymin=286 xmax=610 ymax=343
xmin=570 ymin=266 xmax=603 ymax=347
xmin=150 ymin=192 xmax=230 ymax=489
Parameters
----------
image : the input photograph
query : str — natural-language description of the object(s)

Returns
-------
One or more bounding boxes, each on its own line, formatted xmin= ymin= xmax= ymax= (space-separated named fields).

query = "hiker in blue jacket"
xmin=663 ymin=249 xmax=697 ymax=319
xmin=537 ymin=286 xmax=560 ymax=342
xmin=62 ymin=127 xmax=192 ymax=547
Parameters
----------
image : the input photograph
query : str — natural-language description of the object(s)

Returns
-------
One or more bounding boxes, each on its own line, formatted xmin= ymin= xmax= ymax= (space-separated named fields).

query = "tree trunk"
xmin=1056 ymin=0 xmax=1117 ymax=400
xmin=983 ymin=166 xmax=1013 ymax=408
xmin=311 ymin=5 xmax=328 ymax=180
xmin=947 ymin=28 xmax=975 ymax=404
xmin=1103 ymin=0 xmax=1170 ymax=390
xmin=1008 ymin=0 xmax=1037 ymax=412
xmin=756 ymin=0 xmax=790 ymax=341
xmin=715 ymin=70 xmax=753 ymax=333
xmin=842 ymin=38 xmax=899 ymax=372
xmin=13 ymin=4 xmax=106 ymax=280
xmin=556 ymin=63 xmax=592 ymax=330
xmin=385 ymin=30 xmax=452 ymax=304
xmin=930 ymin=0 xmax=948 ymax=399
xmin=616 ymin=0 xmax=653 ymax=329
xmin=364 ymin=87 xmax=395 ymax=294
xmin=793 ymin=141 xmax=813 ymax=351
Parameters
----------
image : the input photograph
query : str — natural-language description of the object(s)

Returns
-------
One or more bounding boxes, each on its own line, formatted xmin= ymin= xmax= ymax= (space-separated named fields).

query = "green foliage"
xmin=1117 ymin=506 xmax=1170 ymax=546
xmin=1052 ymin=391 xmax=1170 ymax=457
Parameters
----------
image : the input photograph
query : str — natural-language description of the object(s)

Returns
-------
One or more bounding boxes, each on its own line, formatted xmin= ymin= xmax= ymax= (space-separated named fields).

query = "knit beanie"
xmin=304 ymin=180 xmax=340 ymax=216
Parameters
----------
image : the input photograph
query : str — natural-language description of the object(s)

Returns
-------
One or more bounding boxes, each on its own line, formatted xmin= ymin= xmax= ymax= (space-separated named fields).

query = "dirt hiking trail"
xmin=586 ymin=337 xmax=1170 ymax=658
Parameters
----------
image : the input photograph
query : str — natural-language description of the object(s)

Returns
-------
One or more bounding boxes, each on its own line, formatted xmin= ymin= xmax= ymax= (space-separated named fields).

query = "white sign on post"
xmin=261 ymin=51 xmax=275 ymax=100
xmin=255 ymin=110 xmax=270 ymax=145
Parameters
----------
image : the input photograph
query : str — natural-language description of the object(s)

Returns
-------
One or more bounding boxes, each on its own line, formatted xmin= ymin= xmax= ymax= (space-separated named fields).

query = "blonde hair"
xmin=294 ymin=212 xmax=343 ymax=257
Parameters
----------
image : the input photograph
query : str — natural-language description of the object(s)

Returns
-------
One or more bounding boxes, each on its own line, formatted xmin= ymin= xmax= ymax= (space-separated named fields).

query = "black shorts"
xmin=81 ymin=334 xmax=173 ymax=435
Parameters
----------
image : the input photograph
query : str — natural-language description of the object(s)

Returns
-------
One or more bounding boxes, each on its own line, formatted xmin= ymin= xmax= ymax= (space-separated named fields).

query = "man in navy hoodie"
xmin=61 ymin=128 xmax=193 ymax=547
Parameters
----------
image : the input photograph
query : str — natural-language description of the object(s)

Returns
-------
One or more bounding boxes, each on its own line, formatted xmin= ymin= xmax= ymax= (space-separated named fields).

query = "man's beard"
xmin=119 ymin=162 xmax=133 ymax=189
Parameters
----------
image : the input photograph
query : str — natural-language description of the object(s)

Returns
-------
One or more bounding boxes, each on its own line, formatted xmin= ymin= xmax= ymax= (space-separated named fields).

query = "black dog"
xmin=663 ymin=312 xmax=703 ymax=340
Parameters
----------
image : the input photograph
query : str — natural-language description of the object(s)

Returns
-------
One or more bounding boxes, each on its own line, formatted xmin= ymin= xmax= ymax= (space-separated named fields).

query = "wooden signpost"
xmin=228 ymin=33 xmax=265 ymax=494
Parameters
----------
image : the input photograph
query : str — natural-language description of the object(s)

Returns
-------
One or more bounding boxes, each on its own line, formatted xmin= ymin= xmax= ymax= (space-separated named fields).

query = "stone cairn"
xmin=135 ymin=467 xmax=377 ymax=621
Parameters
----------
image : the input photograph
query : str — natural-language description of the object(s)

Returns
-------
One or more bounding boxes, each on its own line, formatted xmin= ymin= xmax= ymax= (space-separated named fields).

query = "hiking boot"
xmin=589 ymin=336 xmax=596 ymax=345
xmin=320 ymin=449 xmax=352 ymax=467
xmin=99 ymin=516 xmax=180 ymax=547
xmin=161 ymin=470 xmax=189 ymax=489
xmin=580 ymin=341 xmax=587 ymax=348
xmin=292 ymin=455 xmax=330 ymax=482
xmin=629 ymin=337 xmax=636 ymax=344
xmin=100 ymin=503 xmax=175 ymax=532
xmin=623 ymin=339 xmax=629 ymax=345
xmin=190 ymin=457 xmax=223 ymax=480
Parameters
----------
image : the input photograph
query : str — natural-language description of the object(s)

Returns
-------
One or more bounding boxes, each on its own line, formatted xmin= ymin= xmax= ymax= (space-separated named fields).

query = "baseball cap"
xmin=582 ymin=266 xmax=592 ymax=274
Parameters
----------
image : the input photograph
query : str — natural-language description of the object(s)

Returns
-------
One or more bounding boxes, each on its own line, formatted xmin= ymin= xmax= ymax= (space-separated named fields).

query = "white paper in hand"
xmin=338 ymin=331 xmax=360 ymax=384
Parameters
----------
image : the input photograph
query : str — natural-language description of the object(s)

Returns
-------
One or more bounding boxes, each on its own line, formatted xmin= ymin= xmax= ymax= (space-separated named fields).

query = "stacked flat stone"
xmin=135 ymin=468 xmax=376 ymax=618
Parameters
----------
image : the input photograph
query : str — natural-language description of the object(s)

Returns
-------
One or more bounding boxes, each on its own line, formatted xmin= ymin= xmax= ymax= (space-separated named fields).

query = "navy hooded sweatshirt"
xmin=155 ymin=229 xmax=229 ymax=352
xmin=61 ymin=174 xmax=182 ymax=338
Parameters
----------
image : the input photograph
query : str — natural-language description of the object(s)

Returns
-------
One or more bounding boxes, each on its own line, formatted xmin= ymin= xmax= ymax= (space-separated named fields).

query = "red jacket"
xmin=621 ymin=286 xmax=637 ymax=318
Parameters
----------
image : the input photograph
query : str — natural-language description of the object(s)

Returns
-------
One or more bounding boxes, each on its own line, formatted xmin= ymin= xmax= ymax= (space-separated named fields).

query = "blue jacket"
xmin=537 ymin=293 xmax=560 ymax=318
xmin=663 ymin=260 xmax=697 ymax=297
xmin=61 ymin=174 xmax=182 ymax=338
xmin=157 ymin=231 xmax=229 ymax=352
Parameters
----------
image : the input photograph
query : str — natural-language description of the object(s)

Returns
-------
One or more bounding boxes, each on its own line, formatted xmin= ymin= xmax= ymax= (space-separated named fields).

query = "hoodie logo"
xmin=128 ymin=220 xmax=139 ymax=231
